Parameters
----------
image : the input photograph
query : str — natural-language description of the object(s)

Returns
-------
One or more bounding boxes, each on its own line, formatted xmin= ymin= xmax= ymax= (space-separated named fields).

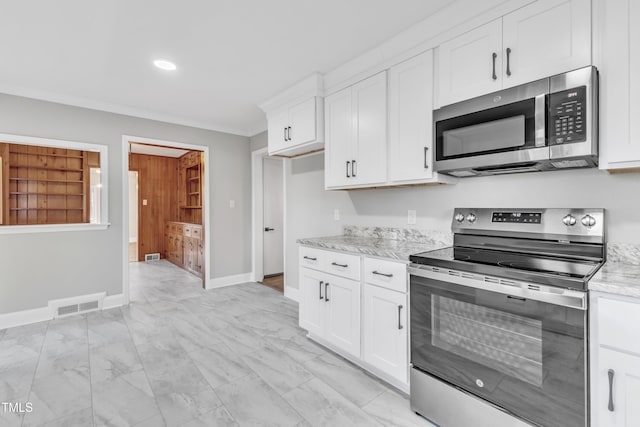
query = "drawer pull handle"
xmin=506 ymin=47 xmax=512 ymax=77
xmin=325 ymin=282 xmax=330 ymax=302
xmin=331 ymin=262 xmax=348 ymax=268
xmin=608 ymin=369 xmax=615 ymax=412
xmin=319 ymin=280 xmax=324 ymax=300
xmin=372 ymin=270 xmax=393 ymax=278
xmin=398 ymin=305 xmax=404 ymax=330
xmin=492 ymin=52 xmax=497 ymax=80
xmin=303 ymin=256 xmax=317 ymax=261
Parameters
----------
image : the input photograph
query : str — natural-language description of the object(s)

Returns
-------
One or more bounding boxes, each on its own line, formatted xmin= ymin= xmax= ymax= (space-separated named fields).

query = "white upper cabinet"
xmin=260 ymin=74 xmax=324 ymax=157
xmin=438 ymin=19 xmax=503 ymax=107
xmin=597 ymin=0 xmax=640 ymax=170
xmin=437 ymin=0 xmax=591 ymax=107
xmin=388 ymin=51 xmax=435 ymax=183
xmin=325 ymin=72 xmax=387 ymax=189
xmin=502 ymin=0 xmax=591 ymax=88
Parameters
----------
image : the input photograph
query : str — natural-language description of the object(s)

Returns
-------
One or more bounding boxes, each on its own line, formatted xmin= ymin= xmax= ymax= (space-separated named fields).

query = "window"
xmin=0 ymin=133 xmax=108 ymax=232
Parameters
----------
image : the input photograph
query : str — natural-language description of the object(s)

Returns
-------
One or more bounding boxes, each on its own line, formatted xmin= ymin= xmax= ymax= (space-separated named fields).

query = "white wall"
xmin=0 ymin=93 xmax=252 ymax=314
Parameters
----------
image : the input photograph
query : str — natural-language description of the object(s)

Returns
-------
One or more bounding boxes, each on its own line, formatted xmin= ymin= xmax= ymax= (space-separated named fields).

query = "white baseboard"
xmin=206 ymin=273 xmax=253 ymax=290
xmin=103 ymin=293 xmax=126 ymax=309
xmin=0 ymin=306 xmax=52 ymax=330
xmin=284 ymin=286 xmax=301 ymax=302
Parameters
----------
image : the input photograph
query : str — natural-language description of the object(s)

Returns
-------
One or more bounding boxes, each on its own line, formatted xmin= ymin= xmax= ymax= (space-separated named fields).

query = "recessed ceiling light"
xmin=153 ymin=59 xmax=177 ymax=71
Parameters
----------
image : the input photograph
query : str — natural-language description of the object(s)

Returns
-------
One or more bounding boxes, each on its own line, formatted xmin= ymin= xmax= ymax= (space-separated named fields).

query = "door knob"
xmin=264 ymin=227 xmax=275 ymax=232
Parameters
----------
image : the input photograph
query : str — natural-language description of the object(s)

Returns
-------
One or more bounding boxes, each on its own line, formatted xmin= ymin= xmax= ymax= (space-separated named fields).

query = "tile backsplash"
xmin=607 ymin=243 xmax=640 ymax=265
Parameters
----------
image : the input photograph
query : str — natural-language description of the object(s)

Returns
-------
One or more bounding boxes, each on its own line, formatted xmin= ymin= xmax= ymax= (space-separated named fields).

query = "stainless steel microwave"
xmin=434 ymin=66 xmax=598 ymax=177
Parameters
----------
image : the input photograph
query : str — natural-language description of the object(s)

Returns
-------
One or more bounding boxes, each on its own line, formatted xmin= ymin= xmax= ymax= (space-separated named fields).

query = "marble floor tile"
xmin=280 ymin=335 xmax=326 ymax=364
xmin=215 ymin=323 xmax=268 ymax=356
xmin=34 ymin=345 xmax=89 ymax=379
xmin=0 ymin=357 xmax=38 ymax=403
xmin=132 ymin=413 xmax=166 ymax=427
xmin=363 ymin=389 xmax=437 ymax=427
xmin=216 ymin=374 xmax=302 ymax=427
xmin=179 ymin=406 xmax=238 ymax=427
xmin=242 ymin=344 xmax=314 ymax=395
xmin=283 ymin=377 xmax=383 ymax=427
xmin=303 ymin=352 xmax=388 ymax=407
xmin=92 ymin=369 xmax=161 ymax=427
xmin=189 ymin=344 xmax=253 ymax=390
xmin=88 ymin=311 xmax=131 ymax=348
xmin=38 ymin=406 xmax=94 ymax=427
xmin=89 ymin=339 xmax=143 ymax=383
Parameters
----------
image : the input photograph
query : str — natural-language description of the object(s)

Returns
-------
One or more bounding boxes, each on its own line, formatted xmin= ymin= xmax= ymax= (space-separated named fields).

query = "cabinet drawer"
xmin=363 ymin=257 xmax=407 ymax=292
xmin=324 ymin=251 xmax=361 ymax=281
xmin=191 ymin=226 xmax=202 ymax=240
xmin=598 ymin=297 xmax=640 ymax=355
xmin=169 ymin=223 xmax=177 ymax=233
xmin=299 ymin=247 xmax=324 ymax=270
xmin=175 ymin=224 xmax=185 ymax=235
xmin=183 ymin=225 xmax=192 ymax=237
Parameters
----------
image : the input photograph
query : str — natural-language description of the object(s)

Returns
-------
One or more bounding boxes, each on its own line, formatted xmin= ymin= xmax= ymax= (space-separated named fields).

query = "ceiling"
xmin=129 ymin=142 xmax=191 ymax=158
xmin=0 ymin=0 xmax=452 ymax=136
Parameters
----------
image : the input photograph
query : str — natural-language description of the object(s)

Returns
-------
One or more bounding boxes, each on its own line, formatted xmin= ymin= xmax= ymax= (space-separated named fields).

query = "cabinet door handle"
xmin=608 ymin=369 xmax=615 ymax=412
xmin=398 ymin=305 xmax=404 ymax=330
xmin=325 ymin=282 xmax=330 ymax=302
xmin=492 ymin=52 xmax=497 ymax=80
xmin=284 ymin=127 xmax=287 ymax=142
xmin=506 ymin=48 xmax=512 ymax=77
xmin=319 ymin=280 xmax=324 ymax=300
xmin=303 ymin=256 xmax=317 ymax=261
xmin=352 ymin=160 xmax=357 ymax=177
xmin=331 ymin=262 xmax=348 ymax=268
xmin=372 ymin=270 xmax=393 ymax=278
xmin=424 ymin=147 xmax=429 ymax=169
xmin=346 ymin=160 xmax=351 ymax=178
xmin=288 ymin=126 xmax=292 ymax=141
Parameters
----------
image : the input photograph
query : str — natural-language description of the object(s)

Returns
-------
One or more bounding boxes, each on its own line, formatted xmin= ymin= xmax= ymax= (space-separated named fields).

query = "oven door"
xmin=410 ymin=267 xmax=587 ymax=427
xmin=434 ymin=78 xmax=548 ymax=176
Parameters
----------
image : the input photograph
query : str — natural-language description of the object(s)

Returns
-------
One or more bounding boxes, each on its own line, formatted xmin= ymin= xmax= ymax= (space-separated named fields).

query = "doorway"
xmin=262 ymin=157 xmax=284 ymax=292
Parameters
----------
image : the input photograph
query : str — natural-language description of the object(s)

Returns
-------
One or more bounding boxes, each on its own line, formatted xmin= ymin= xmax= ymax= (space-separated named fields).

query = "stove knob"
xmin=466 ymin=213 xmax=477 ymax=223
xmin=454 ymin=213 xmax=465 ymax=223
xmin=581 ymin=215 xmax=596 ymax=227
xmin=562 ymin=214 xmax=577 ymax=226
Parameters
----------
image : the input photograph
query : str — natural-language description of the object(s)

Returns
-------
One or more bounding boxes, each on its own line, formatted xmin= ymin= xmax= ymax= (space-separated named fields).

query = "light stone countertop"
xmin=296 ymin=235 xmax=449 ymax=261
xmin=589 ymin=262 xmax=640 ymax=298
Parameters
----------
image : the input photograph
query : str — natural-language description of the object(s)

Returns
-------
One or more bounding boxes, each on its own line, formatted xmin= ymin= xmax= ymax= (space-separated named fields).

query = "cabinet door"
xmin=351 ymin=71 xmax=387 ymax=186
xmin=388 ymin=51 xmax=434 ymax=183
xmin=363 ymin=284 xmax=407 ymax=383
xmin=502 ymin=0 xmax=591 ymax=88
xmin=197 ymin=240 xmax=204 ymax=275
xmin=438 ymin=19 xmax=502 ymax=106
xmin=267 ymin=110 xmax=289 ymax=154
xmin=174 ymin=235 xmax=183 ymax=265
xmin=324 ymin=275 xmax=360 ymax=357
xmin=289 ymin=97 xmax=317 ymax=146
xmin=595 ymin=348 xmax=640 ymax=427
xmin=324 ymin=87 xmax=353 ymax=188
xmin=298 ymin=268 xmax=325 ymax=337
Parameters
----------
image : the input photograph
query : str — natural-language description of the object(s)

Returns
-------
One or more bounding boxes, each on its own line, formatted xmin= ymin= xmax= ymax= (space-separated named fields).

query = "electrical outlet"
xmin=334 ymin=209 xmax=340 ymax=221
xmin=408 ymin=210 xmax=417 ymax=225
xmin=229 ymin=200 xmax=236 ymax=208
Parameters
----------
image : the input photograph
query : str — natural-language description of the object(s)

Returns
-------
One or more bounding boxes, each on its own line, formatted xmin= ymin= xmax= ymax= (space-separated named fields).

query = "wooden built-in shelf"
xmin=180 ymin=206 xmax=202 ymax=209
xmin=10 ymin=166 xmax=84 ymax=172
xmin=10 ymin=208 xmax=83 ymax=211
xmin=10 ymin=192 xmax=83 ymax=196
xmin=10 ymin=178 xmax=84 ymax=183
xmin=8 ymin=152 xmax=85 ymax=159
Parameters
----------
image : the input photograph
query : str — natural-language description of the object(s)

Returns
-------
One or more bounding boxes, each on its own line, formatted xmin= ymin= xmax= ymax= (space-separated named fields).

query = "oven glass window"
xmin=442 ymin=116 xmax=525 ymax=157
xmin=432 ymin=295 xmax=542 ymax=387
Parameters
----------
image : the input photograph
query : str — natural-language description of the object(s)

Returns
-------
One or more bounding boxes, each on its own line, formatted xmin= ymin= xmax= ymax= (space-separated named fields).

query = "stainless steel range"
xmin=409 ymin=208 xmax=605 ymax=427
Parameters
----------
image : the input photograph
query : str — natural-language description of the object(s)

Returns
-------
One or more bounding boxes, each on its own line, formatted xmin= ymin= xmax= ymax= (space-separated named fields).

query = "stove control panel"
xmin=451 ymin=208 xmax=604 ymax=243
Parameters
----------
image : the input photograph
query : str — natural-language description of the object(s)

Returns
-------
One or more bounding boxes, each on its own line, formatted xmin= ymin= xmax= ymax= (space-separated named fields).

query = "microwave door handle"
xmin=534 ymin=93 xmax=546 ymax=147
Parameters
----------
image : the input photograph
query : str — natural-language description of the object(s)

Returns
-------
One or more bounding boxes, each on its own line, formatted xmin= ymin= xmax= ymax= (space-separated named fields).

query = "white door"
xmin=289 ymin=97 xmax=317 ymax=146
xmin=267 ymin=110 xmax=289 ymax=154
xmin=324 ymin=275 xmax=361 ymax=357
xmin=324 ymin=87 xmax=353 ymax=188
xmin=263 ymin=157 xmax=284 ymax=276
xmin=388 ymin=51 xmax=434 ymax=183
xmin=298 ymin=267 xmax=325 ymax=336
xmin=363 ymin=284 xmax=407 ymax=382
xmin=595 ymin=347 xmax=640 ymax=427
xmin=437 ymin=19 xmax=503 ymax=106
xmin=502 ymin=0 xmax=591 ymax=88
xmin=351 ymin=71 xmax=388 ymax=186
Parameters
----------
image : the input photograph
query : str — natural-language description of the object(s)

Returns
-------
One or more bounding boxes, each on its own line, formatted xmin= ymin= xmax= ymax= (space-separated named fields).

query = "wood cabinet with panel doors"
xmin=324 ymin=72 xmax=387 ymax=189
xmin=166 ymin=221 xmax=203 ymax=278
xmin=591 ymin=293 xmax=640 ymax=427
xmin=437 ymin=0 xmax=591 ymax=107
xmin=596 ymin=0 xmax=640 ymax=170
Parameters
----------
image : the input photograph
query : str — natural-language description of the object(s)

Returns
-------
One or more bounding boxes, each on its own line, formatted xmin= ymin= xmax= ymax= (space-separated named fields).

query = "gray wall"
xmin=284 ymin=151 xmax=640 ymax=289
xmin=250 ymin=131 xmax=268 ymax=152
xmin=0 ymin=94 xmax=251 ymax=314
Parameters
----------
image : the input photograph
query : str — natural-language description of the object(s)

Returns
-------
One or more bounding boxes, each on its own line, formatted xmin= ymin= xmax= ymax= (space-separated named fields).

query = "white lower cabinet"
xmin=363 ymin=283 xmax=407 ymax=383
xmin=591 ymin=294 xmax=640 ymax=426
xmin=299 ymin=246 xmax=410 ymax=391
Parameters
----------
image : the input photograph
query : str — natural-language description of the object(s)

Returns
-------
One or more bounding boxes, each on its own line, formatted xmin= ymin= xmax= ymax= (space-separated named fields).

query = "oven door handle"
xmin=534 ymin=93 xmax=546 ymax=147
xmin=408 ymin=266 xmax=586 ymax=310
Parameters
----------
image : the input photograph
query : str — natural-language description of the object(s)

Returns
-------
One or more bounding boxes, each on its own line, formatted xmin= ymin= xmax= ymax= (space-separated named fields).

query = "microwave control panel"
xmin=549 ymin=86 xmax=587 ymax=145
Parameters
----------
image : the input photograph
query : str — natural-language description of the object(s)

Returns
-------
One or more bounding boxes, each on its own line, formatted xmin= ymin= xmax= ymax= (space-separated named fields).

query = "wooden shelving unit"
xmin=1 ymin=143 xmax=95 ymax=225
xmin=178 ymin=151 xmax=203 ymax=224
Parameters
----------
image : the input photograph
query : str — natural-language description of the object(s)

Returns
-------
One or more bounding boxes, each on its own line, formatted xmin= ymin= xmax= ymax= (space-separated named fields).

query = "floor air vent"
xmin=145 ymin=253 xmax=161 ymax=262
xmin=48 ymin=292 xmax=106 ymax=319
